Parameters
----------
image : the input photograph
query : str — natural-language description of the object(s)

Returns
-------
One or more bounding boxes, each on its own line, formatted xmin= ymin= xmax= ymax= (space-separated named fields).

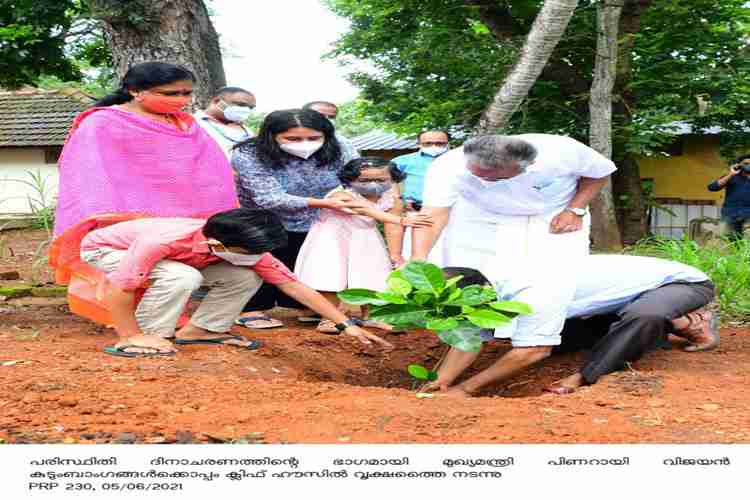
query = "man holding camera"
xmin=708 ymin=154 xmax=750 ymax=240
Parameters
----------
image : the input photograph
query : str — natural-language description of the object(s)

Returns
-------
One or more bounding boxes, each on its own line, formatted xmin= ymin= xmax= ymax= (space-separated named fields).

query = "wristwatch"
xmin=334 ymin=318 xmax=361 ymax=332
xmin=565 ymin=207 xmax=588 ymax=217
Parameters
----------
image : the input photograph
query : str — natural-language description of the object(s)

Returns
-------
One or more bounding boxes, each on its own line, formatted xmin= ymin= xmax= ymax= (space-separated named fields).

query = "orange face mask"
xmin=138 ymin=92 xmax=191 ymax=114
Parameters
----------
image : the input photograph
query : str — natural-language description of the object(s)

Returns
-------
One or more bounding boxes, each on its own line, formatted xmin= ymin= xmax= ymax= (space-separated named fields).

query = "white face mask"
xmin=213 ymin=251 xmax=263 ymax=267
xmin=222 ymin=105 xmax=252 ymax=123
xmin=279 ymin=140 xmax=325 ymax=159
xmin=421 ymin=145 xmax=448 ymax=157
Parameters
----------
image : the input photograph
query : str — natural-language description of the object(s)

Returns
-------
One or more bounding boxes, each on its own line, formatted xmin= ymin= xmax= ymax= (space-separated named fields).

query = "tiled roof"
xmin=0 ymin=88 xmax=94 ymax=147
xmin=661 ymin=120 xmax=750 ymax=136
xmin=352 ymin=130 xmax=418 ymax=151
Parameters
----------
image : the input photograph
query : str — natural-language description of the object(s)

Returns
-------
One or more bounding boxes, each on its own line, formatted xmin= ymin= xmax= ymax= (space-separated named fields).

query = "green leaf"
xmin=427 ymin=370 xmax=438 ymax=382
xmin=489 ymin=300 xmax=533 ymax=315
xmin=414 ymin=292 xmax=433 ymax=305
xmin=465 ymin=309 xmax=511 ymax=328
xmin=425 ymin=318 xmax=459 ymax=331
xmin=375 ymin=292 xmax=407 ymax=304
xmin=368 ymin=304 xmax=433 ymax=327
xmin=461 ymin=305 xmax=476 ymax=314
xmin=445 ymin=275 xmax=463 ymax=288
xmin=408 ymin=364 xmax=430 ymax=380
xmin=402 ymin=261 xmax=446 ymax=294
xmin=337 ymin=288 xmax=388 ymax=306
xmin=437 ymin=325 xmax=484 ymax=352
xmin=446 ymin=288 xmax=462 ymax=303
xmin=447 ymin=285 xmax=495 ymax=306
xmin=386 ymin=276 xmax=412 ymax=296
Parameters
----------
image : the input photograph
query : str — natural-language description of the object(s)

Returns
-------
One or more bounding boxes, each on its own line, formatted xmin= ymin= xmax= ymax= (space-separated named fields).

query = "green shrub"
xmin=627 ymin=237 xmax=750 ymax=322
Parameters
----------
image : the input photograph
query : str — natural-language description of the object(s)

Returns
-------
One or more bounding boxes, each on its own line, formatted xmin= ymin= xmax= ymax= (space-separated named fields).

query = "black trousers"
xmin=554 ymin=281 xmax=714 ymax=384
xmin=243 ymin=231 xmax=308 ymax=312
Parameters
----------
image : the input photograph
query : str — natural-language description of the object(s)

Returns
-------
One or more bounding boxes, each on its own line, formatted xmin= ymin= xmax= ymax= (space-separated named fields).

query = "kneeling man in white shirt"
xmin=431 ymin=255 xmax=718 ymax=398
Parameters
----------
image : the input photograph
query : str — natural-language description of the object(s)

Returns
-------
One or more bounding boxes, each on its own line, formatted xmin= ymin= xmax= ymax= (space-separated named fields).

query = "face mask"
xmin=421 ymin=146 xmax=448 ymax=157
xmin=349 ymin=181 xmax=392 ymax=197
xmin=222 ymin=104 xmax=252 ymax=123
xmin=138 ymin=93 xmax=191 ymax=114
xmin=279 ymin=140 xmax=325 ymax=159
xmin=742 ymin=165 xmax=750 ymax=174
xmin=212 ymin=251 xmax=263 ymax=267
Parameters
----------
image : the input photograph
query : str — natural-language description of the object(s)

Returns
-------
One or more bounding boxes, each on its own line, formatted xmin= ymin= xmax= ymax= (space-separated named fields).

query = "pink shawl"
xmin=53 ymin=107 xmax=238 ymax=236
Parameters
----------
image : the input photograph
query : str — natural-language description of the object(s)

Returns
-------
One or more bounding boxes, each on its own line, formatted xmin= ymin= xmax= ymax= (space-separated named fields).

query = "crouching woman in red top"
xmin=79 ymin=208 xmax=393 ymax=357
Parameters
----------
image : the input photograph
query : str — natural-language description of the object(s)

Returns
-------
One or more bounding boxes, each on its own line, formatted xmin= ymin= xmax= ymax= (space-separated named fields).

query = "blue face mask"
xmin=349 ymin=181 xmax=392 ymax=197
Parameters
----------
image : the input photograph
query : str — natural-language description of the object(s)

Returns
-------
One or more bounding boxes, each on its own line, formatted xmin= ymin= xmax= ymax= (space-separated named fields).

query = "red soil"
xmin=1 ymin=229 xmax=749 ymax=444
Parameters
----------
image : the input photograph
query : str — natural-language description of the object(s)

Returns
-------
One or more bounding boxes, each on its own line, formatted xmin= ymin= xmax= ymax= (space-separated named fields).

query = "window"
xmin=44 ymin=146 xmax=63 ymax=164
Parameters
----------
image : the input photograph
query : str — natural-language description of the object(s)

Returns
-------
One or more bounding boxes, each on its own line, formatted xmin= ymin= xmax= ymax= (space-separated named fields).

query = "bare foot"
xmin=543 ymin=372 xmax=585 ymax=394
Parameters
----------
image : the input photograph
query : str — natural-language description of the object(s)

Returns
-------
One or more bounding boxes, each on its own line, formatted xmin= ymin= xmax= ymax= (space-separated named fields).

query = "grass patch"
xmin=627 ymin=237 xmax=750 ymax=322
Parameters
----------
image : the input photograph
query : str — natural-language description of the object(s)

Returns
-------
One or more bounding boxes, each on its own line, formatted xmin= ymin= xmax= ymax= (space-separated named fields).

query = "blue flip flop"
xmin=235 ymin=315 xmax=283 ymax=329
xmin=174 ymin=335 xmax=262 ymax=350
xmin=103 ymin=345 xmax=176 ymax=358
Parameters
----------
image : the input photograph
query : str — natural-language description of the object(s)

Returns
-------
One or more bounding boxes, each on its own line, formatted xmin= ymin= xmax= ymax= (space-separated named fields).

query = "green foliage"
xmin=627 ymin=237 xmax=750 ymax=322
xmin=0 ymin=0 xmax=112 ymax=90
xmin=407 ymin=364 xmax=437 ymax=381
xmin=333 ymin=99 xmax=384 ymax=138
xmin=338 ymin=261 xmax=532 ymax=351
xmin=325 ymin=0 xmax=750 ymax=154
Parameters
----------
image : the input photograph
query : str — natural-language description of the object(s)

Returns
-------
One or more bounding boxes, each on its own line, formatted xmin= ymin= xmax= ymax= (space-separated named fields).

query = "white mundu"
xmin=422 ymin=134 xmax=617 ymax=281
xmin=489 ymin=255 xmax=710 ymax=347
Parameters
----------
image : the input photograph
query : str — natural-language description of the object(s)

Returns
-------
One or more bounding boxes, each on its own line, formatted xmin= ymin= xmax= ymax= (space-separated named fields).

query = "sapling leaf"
xmin=444 ymin=275 xmax=463 ymax=288
xmin=447 ymin=285 xmax=485 ymax=306
xmin=414 ymin=292 xmax=433 ymax=305
xmin=426 ymin=318 xmax=459 ymax=331
xmin=407 ymin=364 xmax=430 ymax=380
xmin=438 ymin=326 xmax=483 ymax=352
xmin=461 ymin=305 xmax=476 ymax=314
xmin=337 ymin=288 xmax=389 ymax=305
xmin=386 ymin=276 xmax=412 ymax=296
xmin=402 ymin=261 xmax=446 ymax=294
xmin=489 ymin=300 xmax=533 ymax=314
xmin=427 ymin=370 xmax=438 ymax=382
xmin=446 ymin=288 xmax=462 ymax=303
xmin=465 ymin=309 xmax=511 ymax=328
xmin=376 ymin=292 xmax=408 ymax=304
xmin=369 ymin=304 xmax=432 ymax=327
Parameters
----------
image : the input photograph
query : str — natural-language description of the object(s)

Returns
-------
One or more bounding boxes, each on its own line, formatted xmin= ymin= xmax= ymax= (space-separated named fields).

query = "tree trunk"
xmin=588 ymin=0 xmax=624 ymax=251
xmin=611 ymin=0 xmax=653 ymax=245
xmin=88 ymin=0 xmax=226 ymax=108
xmin=474 ymin=0 xmax=579 ymax=134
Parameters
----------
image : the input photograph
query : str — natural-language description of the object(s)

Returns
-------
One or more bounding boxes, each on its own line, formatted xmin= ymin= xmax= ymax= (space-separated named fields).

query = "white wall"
xmin=0 ymin=148 xmax=59 ymax=214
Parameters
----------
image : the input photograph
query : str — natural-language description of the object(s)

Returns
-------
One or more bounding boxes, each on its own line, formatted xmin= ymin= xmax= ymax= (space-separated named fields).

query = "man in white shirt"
xmin=429 ymin=255 xmax=717 ymax=398
xmin=195 ymin=87 xmax=256 ymax=158
xmin=412 ymin=134 xmax=616 ymax=280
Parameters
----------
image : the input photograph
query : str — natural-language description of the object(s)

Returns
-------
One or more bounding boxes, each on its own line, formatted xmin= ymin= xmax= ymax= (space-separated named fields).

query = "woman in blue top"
xmin=231 ymin=108 xmax=361 ymax=328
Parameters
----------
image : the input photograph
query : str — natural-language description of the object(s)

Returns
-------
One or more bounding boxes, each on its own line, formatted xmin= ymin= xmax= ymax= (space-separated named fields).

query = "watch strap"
xmin=334 ymin=318 xmax=360 ymax=332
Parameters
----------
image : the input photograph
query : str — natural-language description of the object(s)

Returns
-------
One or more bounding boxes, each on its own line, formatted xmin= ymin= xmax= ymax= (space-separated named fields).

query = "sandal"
xmin=175 ymin=335 xmax=261 ymax=350
xmin=103 ymin=345 xmax=176 ymax=358
xmin=297 ymin=314 xmax=322 ymax=323
xmin=235 ymin=314 xmax=283 ymax=329
xmin=674 ymin=308 xmax=719 ymax=352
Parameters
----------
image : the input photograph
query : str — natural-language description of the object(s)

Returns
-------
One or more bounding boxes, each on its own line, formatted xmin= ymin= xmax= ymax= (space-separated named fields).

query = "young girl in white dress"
xmin=295 ymin=157 xmax=432 ymax=333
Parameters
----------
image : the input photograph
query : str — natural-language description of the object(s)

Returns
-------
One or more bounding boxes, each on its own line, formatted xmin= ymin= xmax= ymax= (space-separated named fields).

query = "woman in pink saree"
xmin=53 ymin=62 xmax=237 ymax=237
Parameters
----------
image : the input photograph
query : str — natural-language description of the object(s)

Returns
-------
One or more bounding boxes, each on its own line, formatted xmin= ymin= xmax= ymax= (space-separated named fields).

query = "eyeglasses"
xmin=149 ymin=90 xmax=194 ymax=97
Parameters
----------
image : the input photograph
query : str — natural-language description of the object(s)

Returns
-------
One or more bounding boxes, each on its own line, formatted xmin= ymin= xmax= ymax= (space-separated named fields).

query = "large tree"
xmin=88 ymin=0 xmax=225 ymax=107
xmin=326 ymin=0 xmax=750 ymax=243
xmin=0 ymin=0 xmax=226 ymax=107
xmin=475 ymin=0 xmax=579 ymax=134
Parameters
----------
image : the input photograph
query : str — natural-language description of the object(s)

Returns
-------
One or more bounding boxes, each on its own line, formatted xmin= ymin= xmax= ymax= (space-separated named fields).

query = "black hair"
xmin=338 ymin=156 xmax=407 ymax=185
xmin=94 ymin=61 xmax=195 ymax=107
xmin=734 ymin=154 xmax=750 ymax=164
xmin=238 ymin=108 xmax=342 ymax=167
xmin=417 ymin=130 xmax=451 ymax=143
xmin=442 ymin=267 xmax=491 ymax=288
xmin=302 ymin=101 xmax=337 ymax=111
xmin=214 ymin=86 xmax=253 ymax=99
xmin=203 ymin=208 xmax=287 ymax=254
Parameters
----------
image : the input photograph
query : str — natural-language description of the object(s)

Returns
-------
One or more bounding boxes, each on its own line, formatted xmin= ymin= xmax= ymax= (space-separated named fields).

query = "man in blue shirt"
xmin=708 ymin=154 xmax=750 ymax=240
xmin=392 ymin=130 xmax=450 ymax=210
